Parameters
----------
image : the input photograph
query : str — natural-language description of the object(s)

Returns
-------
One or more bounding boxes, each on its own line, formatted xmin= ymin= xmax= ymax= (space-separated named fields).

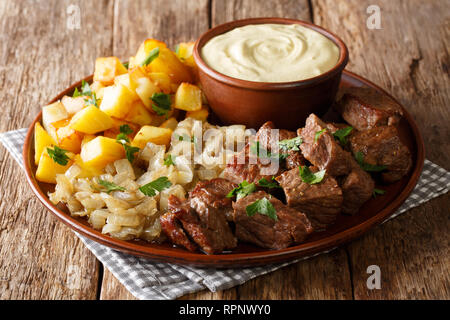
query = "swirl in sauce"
xmin=201 ymin=24 xmax=340 ymax=82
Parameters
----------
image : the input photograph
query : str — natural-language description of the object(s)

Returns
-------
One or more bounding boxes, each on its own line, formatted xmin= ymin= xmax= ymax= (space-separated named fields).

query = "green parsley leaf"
xmin=355 ymin=152 xmax=387 ymax=172
xmin=250 ymin=141 xmax=287 ymax=161
xmin=151 ymin=92 xmax=172 ymax=117
xmin=122 ymin=62 xmax=129 ymax=69
xmin=81 ymin=80 xmax=92 ymax=96
xmin=119 ymin=124 xmax=133 ymax=135
xmin=140 ymin=47 xmax=160 ymax=67
xmin=72 ymin=87 xmax=81 ymax=98
xmin=299 ymin=166 xmax=326 ymax=184
xmin=314 ymin=128 xmax=326 ymax=143
xmin=226 ymin=181 xmax=256 ymax=200
xmin=258 ymin=177 xmax=281 ymax=189
xmin=84 ymin=92 xmax=99 ymax=107
xmin=47 ymin=146 xmax=70 ymax=166
xmin=97 ymin=180 xmax=126 ymax=193
xmin=116 ymin=133 xmax=130 ymax=143
xmin=139 ymin=177 xmax=172 ymax=197
xmin=246 ymin=197 xmax=278 ymax=221
xmin=373 ymin=188 xmax=386 ymax=198
xmin=332 ymin=126 xmax=353 ymax=145
xmin=123 ymin=144 xmax=140 ymax=163
xmin=164 ymin=154 xmax=176 ymax=167
xmin=278 ymin=136 xmax=303 ymax=152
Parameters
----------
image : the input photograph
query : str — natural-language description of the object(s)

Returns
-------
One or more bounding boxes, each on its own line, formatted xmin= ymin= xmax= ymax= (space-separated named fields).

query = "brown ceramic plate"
xmin=23 ymin=70 xmax=425 ymax=268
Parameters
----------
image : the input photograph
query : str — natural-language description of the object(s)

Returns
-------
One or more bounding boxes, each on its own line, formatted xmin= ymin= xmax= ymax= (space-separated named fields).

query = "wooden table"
xmin=0 ymin=0 xmax=448 ymax=300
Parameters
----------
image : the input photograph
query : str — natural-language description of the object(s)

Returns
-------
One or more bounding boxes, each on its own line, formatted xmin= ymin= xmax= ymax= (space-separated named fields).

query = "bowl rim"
xmin=193 ymin=17 xmax=349 ymax=90
xmin=22 ymin=70 xmax=425 ymax=268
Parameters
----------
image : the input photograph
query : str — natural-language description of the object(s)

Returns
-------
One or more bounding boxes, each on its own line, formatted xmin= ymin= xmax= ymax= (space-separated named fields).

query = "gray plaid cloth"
xmin=1 ymin=128 xmax=449 ymax=300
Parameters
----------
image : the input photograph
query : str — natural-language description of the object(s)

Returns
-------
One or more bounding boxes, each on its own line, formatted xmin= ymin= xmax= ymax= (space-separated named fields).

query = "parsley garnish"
xmin=299 ymin=166 xmax=326 ymax=184
xmin=72 ymin=87 xmax=81 ymax=97
xmin=246 ymin=197 xmax=278 ymax=221
xmin=164 ymin=154 xmax=176 ymax=167
xmin=174 ymin=133 xmax=196 ymax=144
xmin=332 ymin=126 xmax=353 ymax=145
xmin=151 ymin=92 xmax=172 ymax=117
xmin=258 ymin=177 xmax=281 ymax=189
xmin=122 ymin=62 xmax=129 ymax=69
xmin=373 ymin=188 xmax=386 ymax=198
xmin=250 ymin=141 xmax=287 ymax=160
xmin=115 ymin=125 xmax=138 ymax=162
xmin=226 ymin=181 xmax=256 ymax=200
xmin=98 ymin=180 xmax=126 ymax=193
xmin=47 ymin=146 xmax=70 ymax=166
xmin=355 ymin=152 xmax=387 ymax=172
xmin=314 ymin=128 xmax=326 ymax=143
xmin=140 ymin=47 xmax=160 ymax=67
xmin=139 ymin=177 xmax=172 ymax=197
xmin=84 ymin=92 xmax=99 ymax=107
xmin=81 ymin=80 xmax=92 ymax=96
xmin=73 ymin=80 xmax=98 ymax=107
xmin=278 ymin=136 xmax=302 ymax=152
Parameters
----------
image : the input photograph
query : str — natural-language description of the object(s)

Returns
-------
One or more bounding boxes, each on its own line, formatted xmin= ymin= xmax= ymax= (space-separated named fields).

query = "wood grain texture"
xmin=0 ymin=0 xmax=115 ymax=299
xmin=312 ymin=0 xmax=450 ymax=299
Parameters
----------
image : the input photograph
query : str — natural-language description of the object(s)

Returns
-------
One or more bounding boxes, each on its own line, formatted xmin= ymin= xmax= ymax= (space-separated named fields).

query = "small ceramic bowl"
xmin=193 ymin=17 xmax=349 ymax=130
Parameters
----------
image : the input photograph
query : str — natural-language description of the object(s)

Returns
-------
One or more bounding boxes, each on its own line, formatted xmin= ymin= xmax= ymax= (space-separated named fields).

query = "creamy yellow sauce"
xmin=201 ymin=24 xmax=340 ymax=82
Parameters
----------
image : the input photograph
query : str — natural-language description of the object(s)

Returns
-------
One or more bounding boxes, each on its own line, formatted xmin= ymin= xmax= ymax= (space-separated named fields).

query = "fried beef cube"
xmin=232 ymin=191 xmax=313 ymax=249
xmin=334 ymin=87 xmax=404 ymax=131
xmin=339 ymin=164 xmax=375 ymax=215
xmin=349 ymin=125 xmax=412 ymax=183
xmin=160 ymin=202 xmax=198 ymax=252
xmin=276 ymin=168 xmax=343 ymax=230
xmin=189 ymin=178 xmax=237 ymax=222
xmin=300 ymin=114 xmax=353 ymax=177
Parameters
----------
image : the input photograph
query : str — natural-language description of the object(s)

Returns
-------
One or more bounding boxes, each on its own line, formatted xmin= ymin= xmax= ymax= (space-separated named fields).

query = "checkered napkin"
xmin=1 ymin=128 xmax=449 ymax=300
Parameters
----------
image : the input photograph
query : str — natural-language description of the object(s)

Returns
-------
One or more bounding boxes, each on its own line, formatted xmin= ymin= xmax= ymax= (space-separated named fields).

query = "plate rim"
xmin=22 ymin=70 xmax=425 ymax=268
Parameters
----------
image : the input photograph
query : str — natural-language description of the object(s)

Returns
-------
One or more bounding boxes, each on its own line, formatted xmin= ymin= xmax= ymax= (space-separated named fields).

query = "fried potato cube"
xmin=70 ymin=105 xmax=113 ymax=134
xmin=176 ymin=42 xmax=196 ymax=68
xmin=103 ymin=118 xmax=139 ymax=139
xmin=186 ymin=106 xmax=209 ymax=122
xmin=34 ymin=122 xmax=56 ymax=165
xmin=148 ymin=72 xmax=172 ymax=94
xmin=132 ymin=39 xmax=167 ymax=69
xmin=114 ymin=73 xmax=139 ymax=100
xmin=99 ymin=84 xmax=138 ymax=119
xmin=159 ymin=117 xmax=178 ymax=131
xmin=42 ymin=101 xmax=69 ymax=141
xmin=61 ymin=96 xmax=86 ymax=116
xmin=73 ymin=154 xmax=104 ymax=178
xmin=131 ymin=126 xmax=172 ymax=149
xmin=80 ymin=136 xmax=125 ymax=168
xmin=129 ymin=67 xmax=160 ymax=109
xmin=93 ymin=57 xmax=128 ymax=85
xmin=123 ymin=100 xmax=154 ymax=126
xmin=81 ymin=134 xmax=96 ymax=148
xmin=174 ymin=83 xmax=202 ymax=111
xmin=150 ymin=48 xmax=193 ymax=84
xmin=91 ymin=81 xmax=106 ymax=100
xmin=56 ymin=125 xmax=83 ymax=153
xmin=36 ymin=150 xmax=73 ymax=184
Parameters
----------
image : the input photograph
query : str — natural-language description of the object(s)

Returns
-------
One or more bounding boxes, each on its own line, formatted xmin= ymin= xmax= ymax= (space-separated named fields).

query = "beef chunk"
xmin=189 ymin=178 xmax=237 ymax=222
xmin=339 ymin=164 xmax=375 ymax=215
xmin=300 ymin=114 xmax=353 ymax=176
xmin=256 ymin=121 xmax=296 ymax=151
xmin=160 ymin=201 xmax=198 ymax=252
xmin=349 ymin=125 xmax=412 ymax=183
xmin=285 ymin=151 xmax=306 ymax=170
xmin=335 ymin=87 xmax=404 ymax=131
xmin=232 ymin=191 xmax=313 ymax=249
xmin=161 ymin=179 xmax=238 ymax=254
xmin=276 ymin=168 xmax=343 ymax=229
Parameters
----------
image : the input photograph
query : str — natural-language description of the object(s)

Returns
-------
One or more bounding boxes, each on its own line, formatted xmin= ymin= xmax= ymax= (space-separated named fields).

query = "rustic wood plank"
xmin=0 ymin=0 xmax=114 ymax=299
xmin=312 ymin=0 xmax=450 ymax=299
xmin=99 ymin=0 xmax=211 ymax=300
xmin=205 ymin=0 xmax=355 ymax=300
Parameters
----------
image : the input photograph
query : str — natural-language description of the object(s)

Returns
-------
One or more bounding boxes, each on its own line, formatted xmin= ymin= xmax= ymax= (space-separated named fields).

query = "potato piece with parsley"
xmin=149 ymin=48 xmax=193 ymax=84
xmin=70 ymin=105 xmax=113 ymax=134
xmin=128 ymin=67 xmax=161 ymax=110
xmin=131 ymin=39 xmax=167 ymax=70
xmin=93 ymin=57 xmax=128 ymax=86
xmin=36 ymin=149 xmax=73 ymax=184
xmin=131 ymin=125 xmax=172 ymax=149
xmin=80 ymin=136 xmax=125 ymax=168
xmin=42 ymin=101 xmax=69 ymax=141
xmin=55 ymin=124 xmax=83 ymax=153
xmin=123 ymin=100 xmax=155 ymax=126
xmin=34 ymin=122 xmax=56 ymax=165
xmin=174 ymin=83 xmax=202 ymax=111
